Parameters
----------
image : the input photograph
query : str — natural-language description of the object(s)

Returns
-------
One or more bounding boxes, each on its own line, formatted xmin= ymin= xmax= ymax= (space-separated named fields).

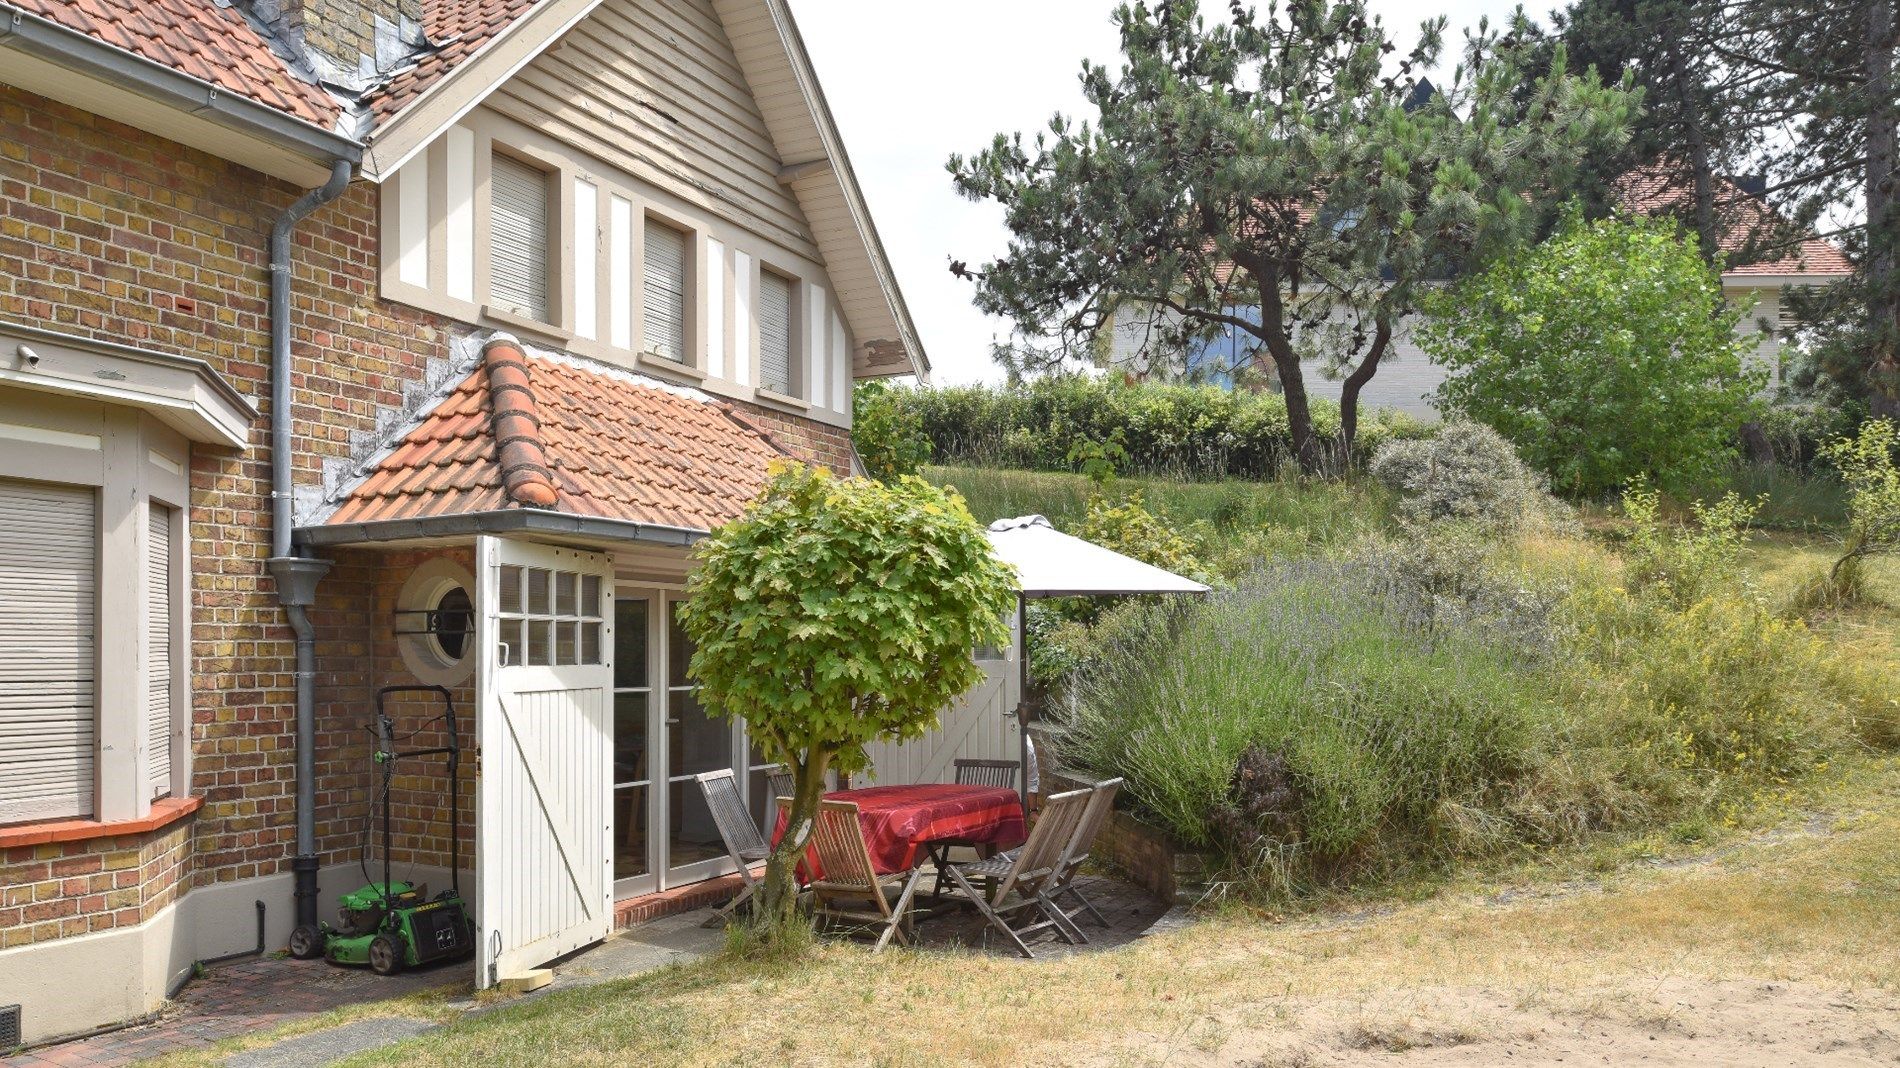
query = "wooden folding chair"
xmin=808 ymin=799 xmax=926 ymax=953
xmin=1048 ymin=777 xmax=1123 ymax=929
xmin=695 ymin=769 xmax=768 ymax=927
xmin=939 ymin=787 xmax=1092 ymax=958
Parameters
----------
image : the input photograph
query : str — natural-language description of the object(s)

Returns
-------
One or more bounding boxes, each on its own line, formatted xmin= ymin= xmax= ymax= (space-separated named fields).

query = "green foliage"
xmin=1819 ymin=419 xmax=1900 ymax=603
xmin=679 ymin=463 xmax=1015 ymax=938
xmin=949 ymin=0 xmax=1632 ymax=466
xmin=1055 ymin=523 xmax=1889 ymax=897
xmin=1621 ymin=477 xmax=1761 ymax=608
xmin=850 ymin=380 xmax=931 ymax=482
xmin=1075 ymin=492 xmax=1208 ymax=585
xmin=880 ymin=377 xmax=1426 ymax=481
xmin=1058 ymin=561 xmax=1556 ymax=879
xmin=1368 ymin=420 xmax=1566 ymax=531
xmin=1420 ymin=213 xmax=1766 ymax=498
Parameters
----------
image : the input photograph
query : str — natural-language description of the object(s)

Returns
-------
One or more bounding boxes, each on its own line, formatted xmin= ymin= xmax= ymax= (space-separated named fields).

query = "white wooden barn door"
xmin=476 ymin=537 xmax=614 ymax=987
xmin=862 ymin=612 xmax=1021 ymax=785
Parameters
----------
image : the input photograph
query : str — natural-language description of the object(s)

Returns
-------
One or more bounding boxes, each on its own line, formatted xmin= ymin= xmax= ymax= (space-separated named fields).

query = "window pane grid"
xmin=495 ymin=563 xmax=603 ymax=667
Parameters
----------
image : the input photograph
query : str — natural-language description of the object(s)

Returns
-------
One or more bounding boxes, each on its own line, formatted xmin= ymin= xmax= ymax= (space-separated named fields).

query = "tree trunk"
xmin=1667 ymin=37 xmax=1721 ymax=264
xmin=1866 ymin=0 xmax=1900 ymax=415
xmin=756 ymin=748 xmax=832 ymax=942
xmin=1336 ymin=320 xmax=1393 ymax=470
xmin=1253 ymin=282 xmax=1324 ymax=475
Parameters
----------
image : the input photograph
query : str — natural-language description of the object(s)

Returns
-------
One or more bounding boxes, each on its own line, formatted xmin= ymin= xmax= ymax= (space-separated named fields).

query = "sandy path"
xmin=1106 ymin=979 xmax=1900 ymax=1066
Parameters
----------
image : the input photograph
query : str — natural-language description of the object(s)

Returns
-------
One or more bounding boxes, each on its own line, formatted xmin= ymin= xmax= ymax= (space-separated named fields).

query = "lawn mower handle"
xmin=370 ymin=685 xmax=463 ymax=900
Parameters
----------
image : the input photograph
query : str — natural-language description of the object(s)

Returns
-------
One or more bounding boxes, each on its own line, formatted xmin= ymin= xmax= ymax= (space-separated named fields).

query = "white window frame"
xmin=0 ymin=393 xmax=191 ymax=825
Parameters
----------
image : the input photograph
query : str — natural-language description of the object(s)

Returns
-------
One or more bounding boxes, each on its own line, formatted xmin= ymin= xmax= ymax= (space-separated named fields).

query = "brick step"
xmin=613 ymin=867 xmax=763 ymax=928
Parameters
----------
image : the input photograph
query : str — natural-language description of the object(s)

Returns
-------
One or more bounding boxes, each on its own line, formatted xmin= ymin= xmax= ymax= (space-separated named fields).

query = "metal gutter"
xmin=294 ymin=508 xmax=709 ymax=549
xmin=0 ymin=3 xmax=363 ymax=165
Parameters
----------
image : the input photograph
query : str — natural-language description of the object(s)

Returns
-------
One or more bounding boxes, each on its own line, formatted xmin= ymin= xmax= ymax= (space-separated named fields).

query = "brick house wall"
xmin=0 ymin=82 xmax=858 ymax=955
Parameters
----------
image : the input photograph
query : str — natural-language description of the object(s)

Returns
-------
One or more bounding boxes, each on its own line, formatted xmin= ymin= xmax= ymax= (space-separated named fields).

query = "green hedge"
xmin=877 ymin=377 xmax=1429 ymax=480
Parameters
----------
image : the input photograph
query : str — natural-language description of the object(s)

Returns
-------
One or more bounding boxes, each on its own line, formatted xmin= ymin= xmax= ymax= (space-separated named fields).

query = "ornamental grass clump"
xmin=1059 ymin=559 xmax=1560 ymax=887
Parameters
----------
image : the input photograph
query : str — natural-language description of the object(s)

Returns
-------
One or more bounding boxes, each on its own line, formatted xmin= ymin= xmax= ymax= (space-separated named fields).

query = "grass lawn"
xmin=924 ymin=464 xmax=1393 ymax=546
xmin=168 ymin=756 xmax=1897 ymax=1068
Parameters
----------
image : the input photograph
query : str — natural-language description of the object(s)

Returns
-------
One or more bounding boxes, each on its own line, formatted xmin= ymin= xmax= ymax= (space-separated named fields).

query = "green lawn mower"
xmin=287 ymin=685 xmax=475 ymax=975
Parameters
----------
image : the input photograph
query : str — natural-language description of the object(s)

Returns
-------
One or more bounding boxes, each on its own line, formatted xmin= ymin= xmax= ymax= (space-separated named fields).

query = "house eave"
xmin=0 ymin=322 xmax=258 ymax=449
xmin=0 ymin=2 xmax=361 ymax=183
xmin=295 ymin=507 xmax=709 ymax=550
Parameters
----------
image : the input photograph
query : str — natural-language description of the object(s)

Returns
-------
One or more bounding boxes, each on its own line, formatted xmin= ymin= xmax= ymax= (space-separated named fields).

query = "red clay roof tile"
xmin=365 ymin=0 xmax=544 ymax=122
xmin=1613 ymin=167 xmax=1852 ymax=278
xmin=12 ymin=0 xmax=342 ymax=128
xmin=324 ymin=344 xmax=789 ymax=532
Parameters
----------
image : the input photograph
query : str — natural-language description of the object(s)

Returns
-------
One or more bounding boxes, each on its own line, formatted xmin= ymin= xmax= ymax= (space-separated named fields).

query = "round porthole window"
xmin=396 ymin=558 xmax=478 ymax=686
xmin=430 ymin=586 xmax=473 ymax=662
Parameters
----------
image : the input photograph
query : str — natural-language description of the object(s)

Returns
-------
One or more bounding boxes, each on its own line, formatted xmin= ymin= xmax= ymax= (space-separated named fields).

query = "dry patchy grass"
xmin=332 ymin=762 xmax=1900 ymax=1068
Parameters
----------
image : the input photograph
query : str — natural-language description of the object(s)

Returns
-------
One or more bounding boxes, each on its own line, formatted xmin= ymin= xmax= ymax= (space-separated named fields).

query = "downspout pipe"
xmin=264 ymin=158 xmax=352 ymax=933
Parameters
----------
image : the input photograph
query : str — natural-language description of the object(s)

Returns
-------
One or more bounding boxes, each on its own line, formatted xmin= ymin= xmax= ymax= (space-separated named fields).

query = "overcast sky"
xmin=791 ymin=0 xmax=1528 ymax=385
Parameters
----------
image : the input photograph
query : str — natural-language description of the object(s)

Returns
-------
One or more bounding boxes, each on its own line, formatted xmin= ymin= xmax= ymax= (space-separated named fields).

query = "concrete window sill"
xmin=0 ymin=795 xmax=202 ymax=848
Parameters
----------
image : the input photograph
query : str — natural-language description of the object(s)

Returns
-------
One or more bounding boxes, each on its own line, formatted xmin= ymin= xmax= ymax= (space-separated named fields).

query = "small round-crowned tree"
xmin=678 ymin=461 xmax=1017 ymax=942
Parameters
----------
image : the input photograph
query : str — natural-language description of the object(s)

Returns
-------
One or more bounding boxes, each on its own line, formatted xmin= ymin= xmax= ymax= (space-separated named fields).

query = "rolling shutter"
xmin=643 ymin=221 xmax=687 ymax=362
xmin=0 ymin=479 xmax=96 ymax=822
xmin=758 ymin=271 xmax=793 ymax=395
xmin=490 ymin=153 xmax=550 ymax=322
xmin=148 ymin=502 xmax=174 ymax=799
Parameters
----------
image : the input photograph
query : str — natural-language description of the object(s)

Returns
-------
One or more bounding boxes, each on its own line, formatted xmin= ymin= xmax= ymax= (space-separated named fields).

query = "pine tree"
xmin=947 ymin=0 xmax=1633 ymax=471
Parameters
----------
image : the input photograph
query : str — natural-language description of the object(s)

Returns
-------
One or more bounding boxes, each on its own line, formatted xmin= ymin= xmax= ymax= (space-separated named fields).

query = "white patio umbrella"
xmin=984 ymin=514 xmax=1212 ymax=599
xmin=983 ymin=516 xmax=1210 ymax=790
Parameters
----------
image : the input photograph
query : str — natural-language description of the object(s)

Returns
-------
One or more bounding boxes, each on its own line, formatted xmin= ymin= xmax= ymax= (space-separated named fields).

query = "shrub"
xmin=1620 ymin=477 xmax=1761 ymax=609
xmin=1057 ymin=560 xmax=1558 ymax=878
xmin=1368 ymin=420 xmax=1565 ymax=531
xmin=1419 ymin=213 xmax=1766 ymax=499
xmin=1816 ymin=418 xmax=1900 ymax=604
xmin=872 ymin=376 xmax=1428 ymax=481
xmin=679 ymin=463 xmax=1015 ymax=939
xmin=851 ymin=380 xmax=931 ymax=481
xmin=1075 ymin=492 xmax=1208 ymax=584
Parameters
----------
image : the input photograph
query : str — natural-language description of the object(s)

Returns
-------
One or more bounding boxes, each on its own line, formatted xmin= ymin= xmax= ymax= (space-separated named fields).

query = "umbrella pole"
xmin=1017 ymin=593 xmax=1030 ymax=806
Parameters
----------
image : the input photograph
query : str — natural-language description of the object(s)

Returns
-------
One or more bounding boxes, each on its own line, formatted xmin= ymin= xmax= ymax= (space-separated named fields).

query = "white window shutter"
xmin=489 ymin=153 xmax=550 ymax=322
xmin=758 ymin=271 xmax=793 ymax=395
xmin=147 ymin=502 xmax=174 ymax=799
xmin=643 ymin=221 xmax=688 ymax=362
xmin=0 ymin=479 xmax=97 ymax=822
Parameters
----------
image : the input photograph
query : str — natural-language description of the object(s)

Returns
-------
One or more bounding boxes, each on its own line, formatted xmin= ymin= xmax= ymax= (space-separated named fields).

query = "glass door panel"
xmin=665 ymin=599 xmax=732 ymax=881
xmin=611 ymin=598 xmax=654 ymax=896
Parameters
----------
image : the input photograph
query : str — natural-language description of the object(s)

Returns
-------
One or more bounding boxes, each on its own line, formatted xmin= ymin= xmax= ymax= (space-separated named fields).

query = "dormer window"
xmin=490 ymin=151 xmax=551 ymax=323
xmin=643 ymin=219 xmax=688 ymax=363
xmin=758 ymin=269 xmax=794 ymax=395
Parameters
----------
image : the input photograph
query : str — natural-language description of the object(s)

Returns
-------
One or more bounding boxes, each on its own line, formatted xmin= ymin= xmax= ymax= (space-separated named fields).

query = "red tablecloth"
xmin=771 ymin=783 xmax=1027 ymax=877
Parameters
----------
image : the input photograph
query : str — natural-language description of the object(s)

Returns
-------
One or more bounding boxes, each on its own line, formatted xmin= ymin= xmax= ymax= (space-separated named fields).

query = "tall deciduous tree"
xmin=1419 ymin=213 xmax=1765 ymax=498
xmin=948 ymin=0 xmax=1633 ymax=471
xmin=678 ymin=463 xmax=1016 ymax=942
xmin=1561 ymin=0 xmax=1900 ymax=418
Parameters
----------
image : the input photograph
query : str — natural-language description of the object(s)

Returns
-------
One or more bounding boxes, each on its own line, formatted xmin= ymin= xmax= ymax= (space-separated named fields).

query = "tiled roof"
xmin=365 ymin=0 xmax=544 ymax=122
xmin=1614 ymin=168 xmax=1852 ymax=278
xmin=12 ymin=0 xmax=341 ymax=128
xmin=324 ymin=339 xmax=789 ymax=531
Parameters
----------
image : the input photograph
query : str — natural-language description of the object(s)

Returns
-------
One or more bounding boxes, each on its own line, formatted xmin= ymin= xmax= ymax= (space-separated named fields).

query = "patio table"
xmin=772 ymin=783 xmax=1026 ymax=878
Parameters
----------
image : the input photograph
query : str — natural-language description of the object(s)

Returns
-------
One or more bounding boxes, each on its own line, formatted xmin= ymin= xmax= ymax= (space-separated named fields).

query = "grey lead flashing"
xmin=0 ymin=3 xmax=363 ymax=164
xmin=294 ymin=507 xmax=709 ymax=549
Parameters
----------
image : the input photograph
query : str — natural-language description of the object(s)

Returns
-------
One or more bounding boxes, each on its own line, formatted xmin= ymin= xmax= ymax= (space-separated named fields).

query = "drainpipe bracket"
xmin=267 ymin=556 xmax=332 ymax=606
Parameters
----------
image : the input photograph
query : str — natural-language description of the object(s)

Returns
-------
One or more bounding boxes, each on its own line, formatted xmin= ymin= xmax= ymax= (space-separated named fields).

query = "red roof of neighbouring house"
xmin=11 ymin=0 xmax=342 ymax=127
xmin=324 ymin=338 xmax=788 ymax=531
xmin=365 ymin=0 xmax=544 ymax=121
xmin=1613 ymin=168 xmax=1852 ymax=278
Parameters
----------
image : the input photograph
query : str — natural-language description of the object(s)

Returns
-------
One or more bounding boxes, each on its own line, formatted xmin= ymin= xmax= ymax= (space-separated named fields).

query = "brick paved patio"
xmin=0 ymin=955 xmax=464 ymax=1068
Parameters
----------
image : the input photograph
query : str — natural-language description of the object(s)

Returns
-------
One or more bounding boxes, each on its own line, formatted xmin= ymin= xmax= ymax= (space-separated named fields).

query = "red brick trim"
xmin=613 ymin=866 xmax=764 ymax=927
xmin=0 ymin=796 xmax=203 ymax=849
